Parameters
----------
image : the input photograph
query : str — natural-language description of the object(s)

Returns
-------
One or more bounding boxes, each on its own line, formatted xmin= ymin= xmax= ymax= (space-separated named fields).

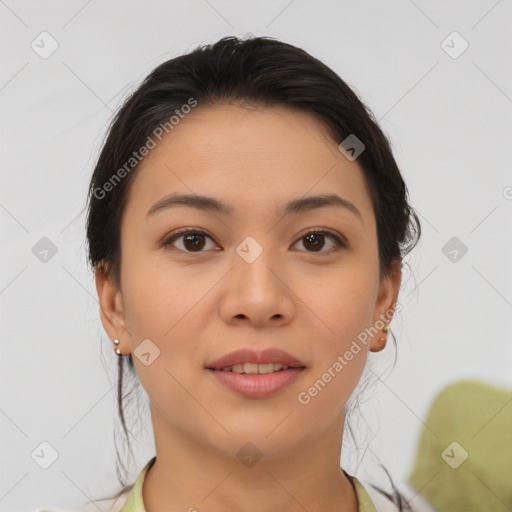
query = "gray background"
xmin=1 ymin=1 xmax=511 ymax=510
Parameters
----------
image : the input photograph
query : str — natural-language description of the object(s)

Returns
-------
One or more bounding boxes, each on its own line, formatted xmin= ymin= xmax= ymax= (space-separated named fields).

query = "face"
xmin=96 ymin=104 xmax=401 ymax=461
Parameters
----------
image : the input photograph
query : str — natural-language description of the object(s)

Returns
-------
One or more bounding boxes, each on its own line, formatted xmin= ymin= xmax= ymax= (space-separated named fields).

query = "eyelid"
xmin=163 ymin=227 xmax=212 ymax=243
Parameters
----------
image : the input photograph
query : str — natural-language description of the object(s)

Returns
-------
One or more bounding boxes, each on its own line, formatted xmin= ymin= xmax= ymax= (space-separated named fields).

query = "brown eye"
xmin=164 ymin=230 xmax=217 ymax=253
xmin=294 ymin=230 xmax=345 ymax=254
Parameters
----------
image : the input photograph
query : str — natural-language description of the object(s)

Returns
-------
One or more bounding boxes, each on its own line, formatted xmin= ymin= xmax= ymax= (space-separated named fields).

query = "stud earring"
xmin=379 ymin=324 xmax=390 ymax=345
xmin=113 ymin=338 xmax=123 ymax=356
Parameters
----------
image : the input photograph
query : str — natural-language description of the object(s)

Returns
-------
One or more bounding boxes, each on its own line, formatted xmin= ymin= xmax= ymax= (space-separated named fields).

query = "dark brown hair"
xmin=86 ymin=35 xmax=421 ymax=510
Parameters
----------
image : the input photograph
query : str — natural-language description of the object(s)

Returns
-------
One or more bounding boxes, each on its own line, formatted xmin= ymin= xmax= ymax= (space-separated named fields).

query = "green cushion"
xmin=407 ymin=379 xmax=512 ymax=511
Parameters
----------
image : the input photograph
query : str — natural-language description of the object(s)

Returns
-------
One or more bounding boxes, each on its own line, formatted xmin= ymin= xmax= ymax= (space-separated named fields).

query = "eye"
xmin=292 ymin=228 xmax=346 ymax=254
xmin=163 ymin=229 xmax=218 ymax=253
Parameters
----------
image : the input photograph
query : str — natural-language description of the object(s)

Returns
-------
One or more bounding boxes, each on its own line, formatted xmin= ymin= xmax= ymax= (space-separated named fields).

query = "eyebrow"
xmin=146 ymin=193 xmax=363 ymax=223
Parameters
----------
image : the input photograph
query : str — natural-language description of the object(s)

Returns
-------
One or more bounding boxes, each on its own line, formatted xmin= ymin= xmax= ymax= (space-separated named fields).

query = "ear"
xmin=369 ymin=259 xmax=402 ymax=353
xmin=95 ymin=262 xmax=131 ymax=355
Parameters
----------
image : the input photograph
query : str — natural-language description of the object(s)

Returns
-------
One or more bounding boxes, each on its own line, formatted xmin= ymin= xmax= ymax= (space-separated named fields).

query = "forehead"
xmin=123 ymin=104 xmax=374 ymax=222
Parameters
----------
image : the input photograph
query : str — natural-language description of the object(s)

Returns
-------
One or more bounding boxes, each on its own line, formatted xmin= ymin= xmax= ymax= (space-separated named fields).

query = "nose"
xmin=219 ymin=247 xmax=296 ymax=328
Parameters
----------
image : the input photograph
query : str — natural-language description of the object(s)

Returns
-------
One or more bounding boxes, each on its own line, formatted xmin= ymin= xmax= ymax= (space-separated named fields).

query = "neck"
xmin=142 ymin=405 xmax=359 ymax=512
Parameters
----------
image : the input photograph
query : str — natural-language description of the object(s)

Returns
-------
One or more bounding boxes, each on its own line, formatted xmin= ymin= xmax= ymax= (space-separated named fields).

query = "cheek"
xmin=121 ymin=247 xmax=204 ymax=340
xmin=120 ymin=255 xmax=210 ymax=393
xmin=297 ymin=300 xmax=371 ymax=424
xmin=302 ymin=266 xmax=376 ymax=399
xmin=311 ymin=265 xmax=378 ymax=344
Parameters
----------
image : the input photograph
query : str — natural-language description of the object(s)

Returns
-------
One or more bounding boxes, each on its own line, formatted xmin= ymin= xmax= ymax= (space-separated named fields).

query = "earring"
xmin=113 ymin=338 xmax=123 ymax=356
xmin=379 ymin=325 xmax=390 ymax=345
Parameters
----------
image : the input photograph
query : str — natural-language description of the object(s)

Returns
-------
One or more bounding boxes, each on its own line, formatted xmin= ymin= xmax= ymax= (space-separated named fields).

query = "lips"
xmin=206 ymin=348 xmax=306 ymax=371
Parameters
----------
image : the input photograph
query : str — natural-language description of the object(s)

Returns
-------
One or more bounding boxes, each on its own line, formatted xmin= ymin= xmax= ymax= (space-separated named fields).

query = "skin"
xmin=96 ymin=103 xmax=401 ymax=512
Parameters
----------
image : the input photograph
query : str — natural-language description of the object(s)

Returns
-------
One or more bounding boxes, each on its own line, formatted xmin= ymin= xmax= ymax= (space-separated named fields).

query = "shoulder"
xmin=36 ymin=489 xmax=132 ymax=512
xmin=81 ymin=489 xmax=132 ymax=512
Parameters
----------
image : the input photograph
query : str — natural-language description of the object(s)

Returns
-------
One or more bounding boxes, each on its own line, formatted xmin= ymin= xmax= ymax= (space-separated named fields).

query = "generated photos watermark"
xmin=93 ymin=97 xmax=198 ymax=200
xmin=297 ymin=302 xmax=402 ymax=405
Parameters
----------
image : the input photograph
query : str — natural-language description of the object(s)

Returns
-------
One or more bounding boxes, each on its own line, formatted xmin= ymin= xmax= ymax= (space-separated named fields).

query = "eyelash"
xmin=162 ymin=227 xmax=346 ymax=255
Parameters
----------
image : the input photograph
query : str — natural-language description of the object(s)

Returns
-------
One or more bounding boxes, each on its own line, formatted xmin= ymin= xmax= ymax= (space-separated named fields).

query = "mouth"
xmin=205 ymin=348 xmax=307 ymax=398
xmin=210 ymin=362 xmax=305 ymax=374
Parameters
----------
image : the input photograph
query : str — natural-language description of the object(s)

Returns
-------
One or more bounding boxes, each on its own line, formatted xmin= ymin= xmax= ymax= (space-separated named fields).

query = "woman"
xmin=83 ymin=36 xmax=423 ymax=511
